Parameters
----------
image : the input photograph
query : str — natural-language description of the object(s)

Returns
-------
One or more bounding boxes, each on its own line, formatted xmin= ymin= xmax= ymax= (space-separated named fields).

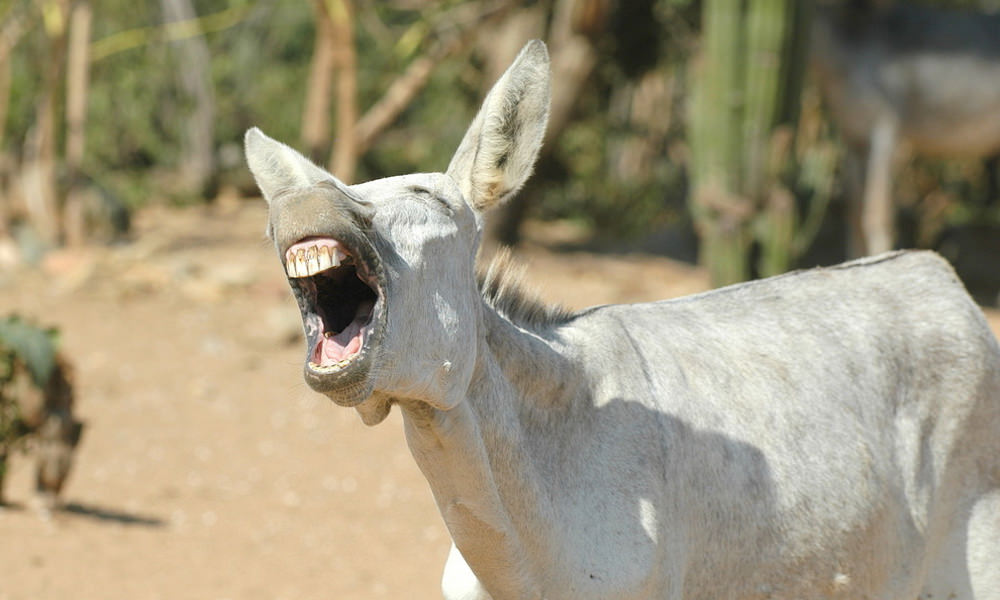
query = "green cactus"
xmin=690 ymin=0 xmax=830 ymax=286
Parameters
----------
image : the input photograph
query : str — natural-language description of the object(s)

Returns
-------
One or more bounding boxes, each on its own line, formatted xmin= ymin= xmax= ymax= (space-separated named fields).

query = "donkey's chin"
xmin=283 ymin=235 xmax=386 ymax=407
xmin=303 ymin=364 xmax=377 ymax=407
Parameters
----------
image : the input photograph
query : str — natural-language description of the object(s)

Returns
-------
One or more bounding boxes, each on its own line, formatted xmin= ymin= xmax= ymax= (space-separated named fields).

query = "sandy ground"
xmin=1 ymin=201 xmax=997 ymax=600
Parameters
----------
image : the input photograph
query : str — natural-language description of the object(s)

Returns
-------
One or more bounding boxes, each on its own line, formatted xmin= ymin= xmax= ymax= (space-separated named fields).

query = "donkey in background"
xmin=811 ymin=1 xmax=1000 ymax=257
xmin=246 ymin=41 xmax=1000 ymax=599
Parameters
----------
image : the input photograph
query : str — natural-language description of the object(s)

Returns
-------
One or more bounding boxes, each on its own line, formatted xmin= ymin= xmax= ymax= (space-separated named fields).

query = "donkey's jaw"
xmin=283 ymin=234 xmax=386 ymax=406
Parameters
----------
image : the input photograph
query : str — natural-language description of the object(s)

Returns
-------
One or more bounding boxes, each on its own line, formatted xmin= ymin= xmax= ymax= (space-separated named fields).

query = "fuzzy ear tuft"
xmin=244 ymin=127 xmax=335 ymax=203
xmin=446 ymin=40 xmax=550 ymax=212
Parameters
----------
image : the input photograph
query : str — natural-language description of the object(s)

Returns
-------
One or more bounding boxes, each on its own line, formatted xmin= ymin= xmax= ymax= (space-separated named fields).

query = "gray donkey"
xmin=246 ymin=41 xmax=1000 ymax=600
xmin=811 ymin=2 xmax=1000 ymax=257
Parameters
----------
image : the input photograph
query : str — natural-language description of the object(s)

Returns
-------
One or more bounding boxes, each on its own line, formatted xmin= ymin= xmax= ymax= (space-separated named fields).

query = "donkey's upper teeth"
xmin=306 ymin=246 xmax=319 ymax=274
xmin=318 ymin=247 xmax=333 ymax=271
xmin=285 ymin=241 xmax=348 ymax=278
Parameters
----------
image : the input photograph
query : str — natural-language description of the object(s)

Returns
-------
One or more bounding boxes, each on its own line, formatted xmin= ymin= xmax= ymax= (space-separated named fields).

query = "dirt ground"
xmin=1 ymin=200 xmax=998 ymax=600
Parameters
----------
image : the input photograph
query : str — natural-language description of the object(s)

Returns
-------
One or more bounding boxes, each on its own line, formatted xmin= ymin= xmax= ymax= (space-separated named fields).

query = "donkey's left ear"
xmin=244 ymin=127 xmax=336 ymax=204
xmin=446 ymin=40 xmax=550 ymax=212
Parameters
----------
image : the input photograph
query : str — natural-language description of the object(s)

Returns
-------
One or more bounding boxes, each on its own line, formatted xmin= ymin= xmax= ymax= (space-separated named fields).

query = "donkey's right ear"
xmin=244 ymin=127 xmax=334 ymax=204
xmin=446 ymin=40 xmax=550 ymax=213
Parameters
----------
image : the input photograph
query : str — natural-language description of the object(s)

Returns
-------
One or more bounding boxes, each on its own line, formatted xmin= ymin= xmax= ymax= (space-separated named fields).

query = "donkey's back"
xmin=566 ymin=250 xmax=1000 ymax=598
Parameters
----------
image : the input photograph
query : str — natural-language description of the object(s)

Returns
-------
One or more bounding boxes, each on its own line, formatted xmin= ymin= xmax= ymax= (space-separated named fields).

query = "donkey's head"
xmin=245 ymin=41 xmax=549 ymax=422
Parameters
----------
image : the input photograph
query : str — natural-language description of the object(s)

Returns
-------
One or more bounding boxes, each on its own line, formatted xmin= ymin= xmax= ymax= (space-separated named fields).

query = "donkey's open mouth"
xmin=284 ymin=236 xmax=381 ymax=377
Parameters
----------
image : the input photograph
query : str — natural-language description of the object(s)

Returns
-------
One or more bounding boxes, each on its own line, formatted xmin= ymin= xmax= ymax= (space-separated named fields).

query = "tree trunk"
xmin=486 ymin=0 xmax=606 ymax=247
xmin=327 ymin=0 xmax=358 ymax=183
xmin=478 ymin=5 xmax=546 ymax=249
xmin=22 ymin=0 xmax=70 ymax=247
xmin=301 ymin=0 xmax=336 ymax=164
xmin=0 ymin=5 xmax=35 ymax=240
xmin=0 ymin=38 xmax=10 ymax=152
xmin=63 ymin=0 xmax=92 ymax=246
xmin=545 ymin=0 xmax=602 ymax=152
xmin=0 ymin=2 xmax=32 ymax=150
xmin=64 ymin=0 xmax=90 ymax=173
xmin=160 ymin=0 xmax=215 ymax=198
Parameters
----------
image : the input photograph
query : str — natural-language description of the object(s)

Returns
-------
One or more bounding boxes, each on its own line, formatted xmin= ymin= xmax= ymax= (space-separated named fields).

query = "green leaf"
xmin=0 ymin=316 xmax=59 ymax=387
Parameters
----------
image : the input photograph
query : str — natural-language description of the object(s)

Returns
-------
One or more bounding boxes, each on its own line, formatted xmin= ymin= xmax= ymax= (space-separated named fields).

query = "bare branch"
xmin=89 ymin=3 xmax=250 ymax=62
xmin=353 ymin=0 xmax=518 ymax=157
xmin=64 ymin=0 xmax=91 ymax=172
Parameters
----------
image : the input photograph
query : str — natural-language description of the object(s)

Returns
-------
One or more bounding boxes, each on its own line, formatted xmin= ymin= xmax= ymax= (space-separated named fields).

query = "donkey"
xmin=246 ymin=41 xmax=1000 ymax=600
xmin=811 ymin=2 xmax=1000 ymax=257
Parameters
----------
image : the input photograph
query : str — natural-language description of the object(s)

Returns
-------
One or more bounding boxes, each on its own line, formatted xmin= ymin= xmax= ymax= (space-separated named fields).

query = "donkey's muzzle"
xmin=269 ymin=184 xmax=385 ymax=407
xmin=269 ymin=182 xmax=372 ymax=259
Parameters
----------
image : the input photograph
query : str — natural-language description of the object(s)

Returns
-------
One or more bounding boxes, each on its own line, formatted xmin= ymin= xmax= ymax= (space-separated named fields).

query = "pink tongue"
xmin=312 ymin=320 xmax=364 ymax=366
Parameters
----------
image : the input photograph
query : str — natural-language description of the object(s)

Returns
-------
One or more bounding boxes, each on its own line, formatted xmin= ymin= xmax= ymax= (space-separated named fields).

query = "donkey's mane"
xmin=477 ymin=248 xmax=576 ymax=330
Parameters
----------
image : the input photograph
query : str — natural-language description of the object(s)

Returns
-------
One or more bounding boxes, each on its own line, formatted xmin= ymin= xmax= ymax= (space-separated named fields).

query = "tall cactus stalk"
xmin=689 ymin=0 xmax=811 ymax=286
xmin=690 ymin=0 xmax=747 ymax=286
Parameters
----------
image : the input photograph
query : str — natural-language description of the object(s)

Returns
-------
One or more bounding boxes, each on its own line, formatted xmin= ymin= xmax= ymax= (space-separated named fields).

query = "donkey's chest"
xmin=498 ymin=449 xmax=669 ymax=598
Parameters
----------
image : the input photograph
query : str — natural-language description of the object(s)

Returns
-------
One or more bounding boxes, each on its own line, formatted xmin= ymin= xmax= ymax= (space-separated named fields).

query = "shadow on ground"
xmin=60 ymin=501 xmax=165 ymax=527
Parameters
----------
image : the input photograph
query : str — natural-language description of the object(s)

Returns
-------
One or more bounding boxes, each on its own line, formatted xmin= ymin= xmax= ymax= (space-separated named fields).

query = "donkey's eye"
xmin=409 ymin=186 xmax=452 ymax=215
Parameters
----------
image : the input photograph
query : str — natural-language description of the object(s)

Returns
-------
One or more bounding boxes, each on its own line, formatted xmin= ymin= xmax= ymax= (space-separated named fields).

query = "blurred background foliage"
xmin=2 ymin=0 xmax=1000 ymax=298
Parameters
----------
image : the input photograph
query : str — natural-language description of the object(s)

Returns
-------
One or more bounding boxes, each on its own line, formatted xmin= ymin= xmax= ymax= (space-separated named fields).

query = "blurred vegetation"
xmin=0 ymin=315 xmax=58 ymax=490
xmin=1 ymin=0 xmax=1000 ymax=295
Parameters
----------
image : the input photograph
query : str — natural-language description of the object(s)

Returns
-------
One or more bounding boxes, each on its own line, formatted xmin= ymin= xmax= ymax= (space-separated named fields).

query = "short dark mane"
xmin=477 ymin=249 xmax=576 ymax=330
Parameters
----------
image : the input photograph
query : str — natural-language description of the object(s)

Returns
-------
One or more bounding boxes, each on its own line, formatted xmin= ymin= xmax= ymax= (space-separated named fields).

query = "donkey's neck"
xmin=399 ymin=305 xmax=579 ymax=599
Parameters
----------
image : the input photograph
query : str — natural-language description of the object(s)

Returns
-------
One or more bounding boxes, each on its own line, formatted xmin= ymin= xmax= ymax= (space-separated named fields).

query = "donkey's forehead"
xmin=351 ymin=172 xmax=461 ymax=202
